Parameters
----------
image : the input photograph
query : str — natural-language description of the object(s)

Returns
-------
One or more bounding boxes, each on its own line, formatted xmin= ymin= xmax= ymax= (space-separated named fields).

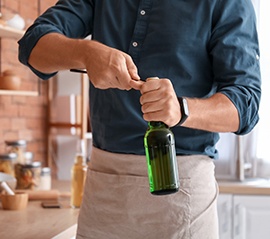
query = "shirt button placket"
xmin=132 ymin=9 xmax=146 ymax=49
xmin=128 ymin=1 xmax=153 ymax=60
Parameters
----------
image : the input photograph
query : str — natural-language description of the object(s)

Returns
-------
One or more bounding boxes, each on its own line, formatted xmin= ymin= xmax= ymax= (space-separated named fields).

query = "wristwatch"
xmin=177 ymin=97 xmax=189 ymax=126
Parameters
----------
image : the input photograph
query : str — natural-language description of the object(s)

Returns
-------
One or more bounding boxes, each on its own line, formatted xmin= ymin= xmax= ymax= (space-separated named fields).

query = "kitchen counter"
xmin=2 ymin=178 xmax=270 ymax=239
xmin=218 ymin=178 xmax=270 ymax=195
xmin=0 ymin=180 xmax=79 ymax=239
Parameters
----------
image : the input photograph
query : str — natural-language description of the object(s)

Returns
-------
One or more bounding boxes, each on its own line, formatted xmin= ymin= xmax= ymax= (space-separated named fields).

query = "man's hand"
xmin=130 ymin=78 xmax=181 ymax=127
xmin=84 ymin=41 xmax=140 ymax=90
xmin=29 ymin=34 xmax=140 ymax=90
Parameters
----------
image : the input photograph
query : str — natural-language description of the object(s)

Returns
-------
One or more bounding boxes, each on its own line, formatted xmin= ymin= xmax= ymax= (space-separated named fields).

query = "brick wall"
xmin=0 ymin=0 xmax=57 ymax=166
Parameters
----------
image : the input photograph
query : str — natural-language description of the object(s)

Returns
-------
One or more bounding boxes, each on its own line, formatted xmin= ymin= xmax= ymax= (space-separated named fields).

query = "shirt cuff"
xmin=18 ymin=24 xmax=62 ymax=80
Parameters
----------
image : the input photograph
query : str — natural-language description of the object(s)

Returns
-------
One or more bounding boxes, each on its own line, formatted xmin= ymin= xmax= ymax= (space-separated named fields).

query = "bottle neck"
xmin=75 ymin=154 xmax=85 ymax=165
xmin=148 ymin=121 xmax=168 ymax=128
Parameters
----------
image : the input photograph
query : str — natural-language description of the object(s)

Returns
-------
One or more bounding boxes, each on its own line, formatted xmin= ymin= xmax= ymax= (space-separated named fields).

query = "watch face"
xmin=182 ymin=98 xmax=189 ymax=116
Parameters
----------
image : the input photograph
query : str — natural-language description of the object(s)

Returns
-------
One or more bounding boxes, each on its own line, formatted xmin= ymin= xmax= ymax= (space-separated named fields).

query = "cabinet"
xmin=217 ymin=194 xmax=233 ymax=239
xmin=0 ymin=24 xmax=39 ymax=96
xmin=218 ymin=194 xmax=270 ymax=239
xmin=46 ymin=71 xmax=89 ymax=172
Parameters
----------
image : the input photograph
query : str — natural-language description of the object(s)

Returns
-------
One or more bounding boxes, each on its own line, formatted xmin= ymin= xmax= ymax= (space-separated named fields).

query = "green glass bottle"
xmin=144 ymin=121 xmax=180 ymax=195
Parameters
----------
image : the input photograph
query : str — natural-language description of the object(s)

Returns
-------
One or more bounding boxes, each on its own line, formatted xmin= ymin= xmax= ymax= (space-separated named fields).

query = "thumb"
xmin=124 ymin=54 xmax=143 ymax=90
xmin=129 ymin=79 xmax=144 ymax=90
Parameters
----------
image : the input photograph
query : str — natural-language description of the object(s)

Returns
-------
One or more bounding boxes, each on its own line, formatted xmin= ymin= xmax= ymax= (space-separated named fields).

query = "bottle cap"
xmin=146 ymin=77 xmax=159 ymax=81
xmin=41 ymin=167 xmax=51 ymax=176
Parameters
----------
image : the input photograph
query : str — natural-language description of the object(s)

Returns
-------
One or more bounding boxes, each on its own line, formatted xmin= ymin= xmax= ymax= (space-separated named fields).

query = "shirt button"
xmin=132 ymin=42 xmax=138 ymax=47
xmin=140 ymin=10 xmax=146 ymax=16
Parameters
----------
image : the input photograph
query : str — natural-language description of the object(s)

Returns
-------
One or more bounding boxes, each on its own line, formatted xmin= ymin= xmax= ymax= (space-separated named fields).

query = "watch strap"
xmin=177 ymin=97 xmax=189 ymax=126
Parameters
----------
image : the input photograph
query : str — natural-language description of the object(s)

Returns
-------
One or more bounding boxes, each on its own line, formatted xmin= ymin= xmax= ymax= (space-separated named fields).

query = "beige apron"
xmin=76 ymin=147 xmax=219 ymax=239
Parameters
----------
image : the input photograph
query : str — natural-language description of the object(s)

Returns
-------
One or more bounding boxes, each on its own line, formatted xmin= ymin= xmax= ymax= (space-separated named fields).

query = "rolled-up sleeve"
xmin=209 ymin=0 xmax=261 ymax=135
xmin=18 ymin=0 xmax=94 ymax=80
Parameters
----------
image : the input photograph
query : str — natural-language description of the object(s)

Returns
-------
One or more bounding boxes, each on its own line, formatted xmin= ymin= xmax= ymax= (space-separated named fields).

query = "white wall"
xmin=256 ymin=0 xmax=270 ymax=160
xmin=215 ymin=0 xmax=270 ymax=179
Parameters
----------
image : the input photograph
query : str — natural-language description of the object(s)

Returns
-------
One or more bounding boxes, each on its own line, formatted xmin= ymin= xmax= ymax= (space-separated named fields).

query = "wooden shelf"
xmin=0 ymin=89 xmax=39 ymax=96
xmin=0 ymin=25 xmax=38 ymax=97
xmin=49 ymin=122 xmax=82 ymax=128
xmin=0 ymin=24 xmax=25 ymax=39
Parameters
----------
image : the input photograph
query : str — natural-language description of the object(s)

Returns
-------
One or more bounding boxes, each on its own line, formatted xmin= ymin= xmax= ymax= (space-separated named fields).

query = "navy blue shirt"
xmin=18 ymin=0 xmax=261 ymax=158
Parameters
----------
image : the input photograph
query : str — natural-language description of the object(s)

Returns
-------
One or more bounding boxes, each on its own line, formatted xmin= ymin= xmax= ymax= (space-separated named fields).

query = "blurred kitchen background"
xmin=1 ymin=0 xmax=268 ymax=182
xmin=0 ymin=0 xmax=269 ymax=238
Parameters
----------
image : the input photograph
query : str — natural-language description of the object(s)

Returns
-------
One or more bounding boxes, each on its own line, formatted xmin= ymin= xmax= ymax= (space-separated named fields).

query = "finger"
xmin=129 ymin=68 xmax=140 ymax=81
xmin=140 ymin=78 xmax=163 ymax=95
xmin=140 ymin=90 xmax=161 ymax=105
xmin=141 ymin=96 xmax=166 ymax=113
xmin=129 ymin=79 xmax=144 ymax=90
xmin=117 ymin=71 xmax=134 ymax=90
xmin=115 ymin=56 xmax=138 ymax=90
xmin=143 ymin=110 xmax=165 ymax=122
xmin=125 ymin=55 xmax=140 ymax=80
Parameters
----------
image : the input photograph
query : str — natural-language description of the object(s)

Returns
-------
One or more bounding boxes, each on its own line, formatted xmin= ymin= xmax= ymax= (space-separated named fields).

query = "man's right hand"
xmin=83 ymin=41 xmax=140 ymax=90
xmin=29 ymin=33 xmax=140 ymax=90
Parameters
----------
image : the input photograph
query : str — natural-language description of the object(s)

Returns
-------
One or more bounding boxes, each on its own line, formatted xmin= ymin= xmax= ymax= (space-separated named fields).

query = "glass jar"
xmin=39 ymin=167 xmax=51 ymax=190
xmin=5 ymin=140 xmax=27 ymax=164
xmin=15 ymin=161 xmax=41 ymax=190
xmin=0 ymin=153 xmax=17 ymax=176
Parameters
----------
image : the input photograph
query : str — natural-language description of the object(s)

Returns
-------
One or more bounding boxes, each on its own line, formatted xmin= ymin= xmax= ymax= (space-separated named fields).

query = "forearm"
xmin=28 ymin=33 xmax=89 ymax=74
xmin=182 ymin=93 xmax=239 ymax=133
xmin=28 ymin=32 xmax=140 ymax=90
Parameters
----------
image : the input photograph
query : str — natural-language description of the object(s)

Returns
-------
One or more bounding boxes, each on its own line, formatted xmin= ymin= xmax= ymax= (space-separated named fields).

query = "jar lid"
xmin=42 ymin=167 xmax=51 ymax=173
xmin=41 ymin=167 xmax=51 ymax=175
xmin=0 ymin=153 xmax=17 ymax=160
xmin=5 ymin=140 xmax=27 ymax=147
xmin=23 ymin=161 xmax=41 ymax=168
